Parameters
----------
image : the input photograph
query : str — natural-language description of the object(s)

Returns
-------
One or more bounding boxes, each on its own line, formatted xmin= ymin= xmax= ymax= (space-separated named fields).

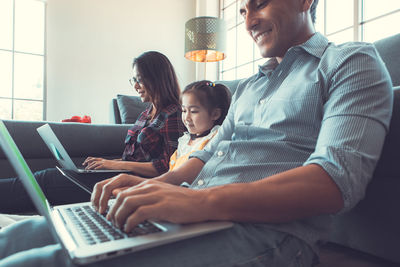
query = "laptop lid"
xmin=37 ymin=123 xmax=128 ymax=173
xmin=0 ymin=120 xmax=102 ymax=260
xmin=0 ymin=120 xmax=71 ymax=248
xmin=0 ymin=121 xmax=53 ymax=218
xmin=37 ymin=123 xmax=81 ymax=172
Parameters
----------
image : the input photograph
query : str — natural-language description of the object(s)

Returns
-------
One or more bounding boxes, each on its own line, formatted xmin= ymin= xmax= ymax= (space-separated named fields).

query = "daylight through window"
xmin=0 ymin=0 xmax=46 ymax=121
xmin=219 ymin=0 xmax=400 ymax=80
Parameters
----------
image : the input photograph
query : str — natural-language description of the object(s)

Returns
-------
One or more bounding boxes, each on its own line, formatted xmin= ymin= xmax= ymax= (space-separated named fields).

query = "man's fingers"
xmin=98 ymin=175 xmax=134 ymax=214
xmin=111 ymin=194 xmax=159 ymax=231
xmin=112 ymin=187 xmax=129 ymax=196
xmin=91 ymin=179 xmax=110 ymax=211
xmin=106 ymin=184 xmax=154 ymax=224
xmin=124 ymin=204 xmax=161 ymax=233
xmin=98 ymin=178 xmax=121 ymax=214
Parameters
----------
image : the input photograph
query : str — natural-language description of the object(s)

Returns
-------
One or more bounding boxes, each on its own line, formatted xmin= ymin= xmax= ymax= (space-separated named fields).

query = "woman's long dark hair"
xmin=133 ymin=51 xmax=181 ymax=114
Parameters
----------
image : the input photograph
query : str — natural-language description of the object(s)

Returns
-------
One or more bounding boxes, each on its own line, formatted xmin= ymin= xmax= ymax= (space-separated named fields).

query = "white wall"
xmin=46 ymin=0 xmax=196 ymax=123
xmin=195 ymin=0 xmax=221 ymax=81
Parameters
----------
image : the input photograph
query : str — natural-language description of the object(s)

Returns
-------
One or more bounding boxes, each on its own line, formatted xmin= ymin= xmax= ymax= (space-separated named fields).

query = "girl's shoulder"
xmin=209 ymin=125 xmax=220 ymax=135
xmin=178 ymin=131 xmax=191 ymax=144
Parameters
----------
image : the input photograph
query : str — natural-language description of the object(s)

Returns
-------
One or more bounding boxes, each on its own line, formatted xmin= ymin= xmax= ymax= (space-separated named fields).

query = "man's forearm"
xmin=155 ymin=157 xmax=205 ymax=185
xmin=203 ymin=164 xmax=344 ymax=223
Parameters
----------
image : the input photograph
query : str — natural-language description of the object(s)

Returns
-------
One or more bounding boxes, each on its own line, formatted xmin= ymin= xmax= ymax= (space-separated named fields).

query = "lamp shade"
xmin=184 ymin=16 xmax=226 ymax=62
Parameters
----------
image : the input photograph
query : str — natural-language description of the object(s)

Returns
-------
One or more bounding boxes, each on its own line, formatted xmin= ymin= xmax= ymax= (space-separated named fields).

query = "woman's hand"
xmin=83 ymin=157 xmax=121 ymax=170
xmin=105 ymin=179 xmax=212 ymax=233
xmin=91 ymin=174 xmax=147 ymax=214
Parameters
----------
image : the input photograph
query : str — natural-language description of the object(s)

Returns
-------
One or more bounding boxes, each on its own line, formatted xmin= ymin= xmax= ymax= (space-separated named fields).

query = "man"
xmin=90 ymin=0 xmax=392 ymax=265
xmin=0 ymin=0 xmax=392 ymax=266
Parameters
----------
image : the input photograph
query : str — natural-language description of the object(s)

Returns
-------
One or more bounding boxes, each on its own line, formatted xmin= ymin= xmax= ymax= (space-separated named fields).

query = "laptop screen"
xmin=0 ymin=121 xmax=50 ymax=215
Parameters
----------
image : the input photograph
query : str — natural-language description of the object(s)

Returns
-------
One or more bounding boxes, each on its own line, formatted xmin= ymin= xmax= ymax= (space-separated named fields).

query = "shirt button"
xmin=217 ymin=151 xmax=224 ymax=157
xmin=259 ymin=99 xmax=265 ymax=104
xmin=197 ymin=180 xmax=204 ymax=186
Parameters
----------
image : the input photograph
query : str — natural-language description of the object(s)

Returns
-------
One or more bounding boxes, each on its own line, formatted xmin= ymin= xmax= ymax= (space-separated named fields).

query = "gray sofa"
xmin=0 ymin=33 xmax=399 ymax=264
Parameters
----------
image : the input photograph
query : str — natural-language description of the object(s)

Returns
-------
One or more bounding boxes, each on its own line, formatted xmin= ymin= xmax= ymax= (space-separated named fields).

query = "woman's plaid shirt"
xmin=122 ymin=104 xmax=185 ymax=174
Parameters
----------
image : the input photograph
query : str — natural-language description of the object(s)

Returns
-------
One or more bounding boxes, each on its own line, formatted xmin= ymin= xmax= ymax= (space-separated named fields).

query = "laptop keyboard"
xmin=65 ymin=206 xmax=163 ymax=245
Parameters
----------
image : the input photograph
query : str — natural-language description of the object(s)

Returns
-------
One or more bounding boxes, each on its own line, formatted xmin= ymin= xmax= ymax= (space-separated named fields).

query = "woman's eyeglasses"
xmin=129 ymin=77 xmax=142 ymax=86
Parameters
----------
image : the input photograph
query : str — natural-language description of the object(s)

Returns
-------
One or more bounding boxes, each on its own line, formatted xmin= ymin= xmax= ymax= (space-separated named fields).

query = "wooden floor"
xmin=317 ymin=243 xmax=399 ymax=267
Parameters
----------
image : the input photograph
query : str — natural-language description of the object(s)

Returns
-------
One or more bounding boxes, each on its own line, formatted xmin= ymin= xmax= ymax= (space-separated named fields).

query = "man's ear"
xmin=302 ymin=0 xmax=313 ymax=12
xmin=211 ymin=108 xmax=222 ymax=122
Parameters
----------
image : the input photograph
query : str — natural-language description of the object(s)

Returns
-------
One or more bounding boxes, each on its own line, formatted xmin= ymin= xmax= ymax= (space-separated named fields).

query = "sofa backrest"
xmin=364 ymin=34 xmax=400 ymax=178
xmin=373 ymin=33 xmax=400 ymax=87
xmin=215 ymin=79 xmax=241 ymax=96
xmin=373 ymin=87 xmax=400 ymax=178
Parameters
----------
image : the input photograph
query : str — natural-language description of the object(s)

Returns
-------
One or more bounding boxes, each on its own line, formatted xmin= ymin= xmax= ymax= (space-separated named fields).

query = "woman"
xmin=0 ymin=51 xmax=185 ymax=213
xmin=83 ymin=51 xmax=184 ymax=176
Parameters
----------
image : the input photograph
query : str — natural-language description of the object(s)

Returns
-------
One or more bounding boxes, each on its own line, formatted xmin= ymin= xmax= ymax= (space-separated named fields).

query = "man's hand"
xmin=83 ymin=157 xmax=120 ymax=170
xmin=111 ymin=187 xmax=130 ymax=196
xmin=91 ymin=174 xmax=146 ymax=214
xmin=105 ymin=179 xmax=210 ymax=233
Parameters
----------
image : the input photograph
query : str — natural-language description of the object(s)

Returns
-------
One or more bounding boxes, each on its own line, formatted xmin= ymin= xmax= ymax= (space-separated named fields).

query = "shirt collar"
xmin=256 ymin=32 xmax=329 ymax=78
xmin=294 ymin=32 xmax=329 ymax=59
xmin=257 ymin=57 xmax=279 ymax=78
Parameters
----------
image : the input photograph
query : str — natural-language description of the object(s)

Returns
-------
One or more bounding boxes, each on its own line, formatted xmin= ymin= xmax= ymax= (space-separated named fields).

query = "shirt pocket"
xmin=263 ymin=83 xmax=322 ymax=138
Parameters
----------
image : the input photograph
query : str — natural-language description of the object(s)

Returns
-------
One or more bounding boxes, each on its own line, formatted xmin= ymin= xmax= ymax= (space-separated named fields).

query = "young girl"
xmin=169 ymin=80 xmax=231 ymax=170
xmin=110 ymin=80 xmax=231 ymax=196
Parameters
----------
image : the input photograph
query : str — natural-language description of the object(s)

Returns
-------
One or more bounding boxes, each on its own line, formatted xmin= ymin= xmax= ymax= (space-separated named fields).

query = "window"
xmin=0 ymin=0 xmax=46 ymax=121
xmin=219 ymin=0 xmax=400 ymax=80
xmin=316 ymin=0 xmax=400 ymax=43
xmin=219 ymin=0 xmax=266 ymax=81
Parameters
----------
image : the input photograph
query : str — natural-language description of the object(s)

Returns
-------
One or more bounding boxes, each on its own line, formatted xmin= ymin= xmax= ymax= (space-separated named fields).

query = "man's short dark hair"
xmin=310 ymin=0 xmax=319 ymax=24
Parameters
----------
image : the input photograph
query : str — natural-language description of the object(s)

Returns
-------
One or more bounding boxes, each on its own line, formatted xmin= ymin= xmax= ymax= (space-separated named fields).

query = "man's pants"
xmin=0 ymin=217 xmax=316 ymax=267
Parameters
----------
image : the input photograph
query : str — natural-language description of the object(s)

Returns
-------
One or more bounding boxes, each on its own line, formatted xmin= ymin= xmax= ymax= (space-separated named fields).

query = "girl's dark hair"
xmin=182 ymin=80 xmax=231 ymax=126
xmin=133 ymin=51 xmax=181 ymax=113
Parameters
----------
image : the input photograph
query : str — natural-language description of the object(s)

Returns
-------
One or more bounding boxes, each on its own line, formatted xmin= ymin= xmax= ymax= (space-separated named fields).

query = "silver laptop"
xmin=37 ymin=123 xmax=129 ymax=173
xmin=0 ymin=120 xmax=233 ymax=265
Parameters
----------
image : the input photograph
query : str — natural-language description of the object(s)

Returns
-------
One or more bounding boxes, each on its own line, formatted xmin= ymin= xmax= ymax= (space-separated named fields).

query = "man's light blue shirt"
xmin=190 ymin=33 xmax=393 ymax=249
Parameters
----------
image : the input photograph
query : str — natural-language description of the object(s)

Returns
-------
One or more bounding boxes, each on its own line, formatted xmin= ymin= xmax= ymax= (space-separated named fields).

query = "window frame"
xmin=219 ymin=0 xmax=400 ymax=80
xmin=0 ymin=0 xmax=47 ymax=121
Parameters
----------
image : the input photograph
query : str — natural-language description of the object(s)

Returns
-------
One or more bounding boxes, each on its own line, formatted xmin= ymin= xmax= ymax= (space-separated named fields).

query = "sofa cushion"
xmin=116 ymin=94 xmax=149 ymax=124
xmin=215 ymin=80 xmax=241 ymax=96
